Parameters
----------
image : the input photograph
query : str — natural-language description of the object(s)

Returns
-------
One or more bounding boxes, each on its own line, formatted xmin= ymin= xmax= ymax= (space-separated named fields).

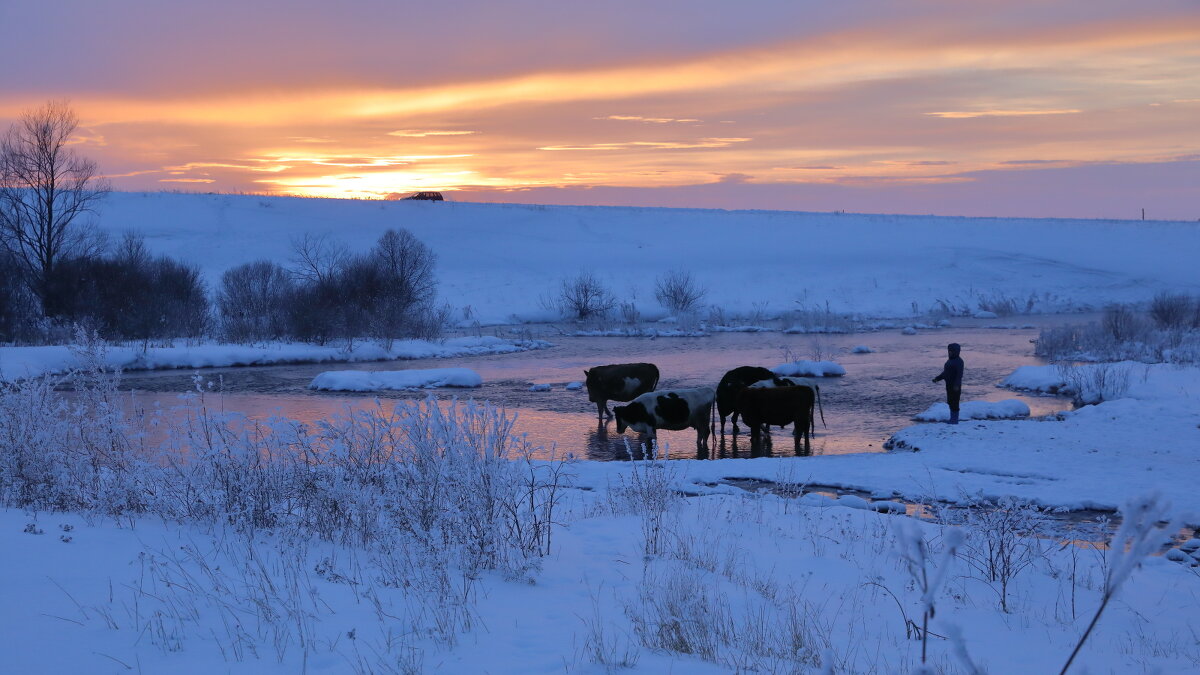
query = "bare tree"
xmin=0 ymin=101 xmax=110 ymax=314
xmin=288 ymin=232 xmax=348 ymax=284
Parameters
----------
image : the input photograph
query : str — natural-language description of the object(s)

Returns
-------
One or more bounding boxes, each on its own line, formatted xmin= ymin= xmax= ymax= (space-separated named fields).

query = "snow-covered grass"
xmin=3 ymin=358 xmax=1200 ymax=672
xmin=85 ymin=192 xmax=1200 ymax=325
xmin=309 ymin=367 xmax=482 ymax=391
xmin=0 ymin=335 xmax=551 ymax=383
xmin=913 ymin=399 xmax=1031 ymax=422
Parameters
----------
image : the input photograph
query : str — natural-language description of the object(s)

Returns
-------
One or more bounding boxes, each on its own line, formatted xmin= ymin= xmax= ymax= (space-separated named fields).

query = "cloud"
xmin=596 ymin=115 xmax=701 ymax=123
xmin=538 ymin=138 xmax=750 ymax=151
xmin=924 ymin=109 xmax=1082 ymax=119
xmin=387 ymin=129 xmax=478 ymax=137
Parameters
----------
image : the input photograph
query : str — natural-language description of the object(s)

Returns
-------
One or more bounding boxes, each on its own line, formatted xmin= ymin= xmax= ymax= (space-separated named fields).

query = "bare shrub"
xmin=619 ymin=301 xmax=641 ymax=325
xmin=1034 ymin=325 xmax=1085 ymax=361
xmin=976 ymin=292 xmax=1022 ymax=317
xmin=1149 ymin=292 xmax=1195 ymax=330
xmin=654 ymin=269 xmax=706 ymax=314
xmin=785 ymin=302 xmax=855 ymax=334
xmin=289 ymin=232 xmax=348 ymax=285
xmin=550 ymin=271 xmax=615 ymax=320
xmin=943 ymin=496 xmax=1049 ymax=613
xmin=1056 ymin=362 xmax=1132 ymax=405
xmin=0 ymin=250 xmax=39 ymax=342
xmin=1101 ymin=304 xmax=1147 ymax=343
xmin=43 ymin=235 xmax=209 ymax=345
xmin=218 ymin=260 xmax=294 ymax=343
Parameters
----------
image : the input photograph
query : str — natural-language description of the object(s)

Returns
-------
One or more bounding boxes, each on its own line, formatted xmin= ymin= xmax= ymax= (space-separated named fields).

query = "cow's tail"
xmin=815 ymin=385 xmax=826 ymax=429
xmin=649 ymin=366 xmax=661 ymax=392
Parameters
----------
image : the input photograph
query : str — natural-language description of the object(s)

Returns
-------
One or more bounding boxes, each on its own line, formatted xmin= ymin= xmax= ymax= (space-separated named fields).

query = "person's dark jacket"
xmin=933 ymin=343 xmax=964 ymax=389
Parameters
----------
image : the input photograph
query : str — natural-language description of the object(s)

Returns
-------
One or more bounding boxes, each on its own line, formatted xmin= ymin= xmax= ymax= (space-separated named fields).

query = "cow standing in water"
xmin=736 ymin=385 xmax=818 ymax=455
xmin=614 ymin=387 xmax=715 ymax=450
xmin=715 ymin=366 xmax=776 ymax=435
xmin=584 ymin=363 xmax=660 ymax=422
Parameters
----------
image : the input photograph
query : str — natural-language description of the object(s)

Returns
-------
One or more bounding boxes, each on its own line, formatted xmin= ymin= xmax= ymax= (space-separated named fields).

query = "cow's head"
xmin=613 ymin=404 xmax=629 ymax=433
xmin=584 ymin=369 xmax=600 ymax=401
xmin=614 ymin=401 xmax=650 ymax=434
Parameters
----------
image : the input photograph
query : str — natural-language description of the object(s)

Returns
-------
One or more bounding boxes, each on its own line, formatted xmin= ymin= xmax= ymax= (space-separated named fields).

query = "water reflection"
xmin=112 ymin=326 xmax=1074 ymax=461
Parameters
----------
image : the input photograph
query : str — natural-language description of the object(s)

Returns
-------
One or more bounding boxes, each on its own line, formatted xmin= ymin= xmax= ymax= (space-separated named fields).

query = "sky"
xmin=1 ymin=0 xmax=1197 ymax=220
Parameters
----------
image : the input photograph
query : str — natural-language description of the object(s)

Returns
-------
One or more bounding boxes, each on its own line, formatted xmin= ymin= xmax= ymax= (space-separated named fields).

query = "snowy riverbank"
xmin=0 ymin=336 xmax=551 ymax=382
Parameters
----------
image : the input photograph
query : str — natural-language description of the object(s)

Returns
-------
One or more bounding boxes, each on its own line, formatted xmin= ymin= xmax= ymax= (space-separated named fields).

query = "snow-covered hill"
xmin=95 ymin=192 xmax=1200 ymax=324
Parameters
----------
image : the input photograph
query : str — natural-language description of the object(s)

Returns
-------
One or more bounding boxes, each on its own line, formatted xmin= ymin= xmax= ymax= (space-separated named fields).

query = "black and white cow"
xmin=584 ymin=362 xmax=660 ymax=421
xmin=614 ymin=387 xmax=715 ymax=448
xmin=715 ymin=366 xmax=776 ymax=434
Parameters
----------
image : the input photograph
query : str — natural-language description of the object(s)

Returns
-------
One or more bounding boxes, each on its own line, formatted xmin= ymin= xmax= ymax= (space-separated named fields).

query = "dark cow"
xmin=736 ymin=385 xmax=818 ymax=455
xmin=715 ymin=366 xmax=776 ymax=434
xmin=614 ymin=387 xmax=715 ymax=449
xmin=584 ymin=363 xmax=660 ymax=421
xmin=748 ymin=376 xmax=825 ymax=429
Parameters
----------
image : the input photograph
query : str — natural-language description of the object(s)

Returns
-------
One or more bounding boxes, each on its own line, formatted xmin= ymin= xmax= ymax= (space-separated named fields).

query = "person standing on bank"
xmin=932 ymin=343 xmax=964 ymax=424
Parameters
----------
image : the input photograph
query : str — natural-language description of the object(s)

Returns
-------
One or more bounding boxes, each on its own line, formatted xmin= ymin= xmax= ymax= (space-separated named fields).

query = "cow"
xmin=748 ymin=376 xmax=826 ymax=429
xmin=584 ymin=363 xmax=660 ymax=422
xmin=614 ymin=387 xmax=715 ymax=449
xmin=736 ymin=385 xmax=818 ymax=455
xmin=715 ymin=366 xmax=776 ymax=434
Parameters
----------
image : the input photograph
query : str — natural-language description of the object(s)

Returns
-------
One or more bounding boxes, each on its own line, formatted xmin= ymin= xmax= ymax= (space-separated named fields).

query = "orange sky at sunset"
xmin=1 ymin=0 xmax=1197 ymax=218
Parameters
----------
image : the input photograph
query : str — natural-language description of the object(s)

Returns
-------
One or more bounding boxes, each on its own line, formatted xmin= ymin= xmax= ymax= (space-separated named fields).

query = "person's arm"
xmin=933 ymin=362 xmax=947 ymax=383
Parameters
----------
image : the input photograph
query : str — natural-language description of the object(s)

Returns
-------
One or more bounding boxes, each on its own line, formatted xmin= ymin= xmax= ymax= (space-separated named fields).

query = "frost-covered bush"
xmin=0 ymin=365 xmax=568 ymax=579
xmin=1149 ymin=292 xmax=1195 ymax=330
xmin=975 ymin=292 xmax=1034 ymax=317
xmin=654 ymin=269 xmax=706 ymax=314
xmin=547 ymin=271 xmax=615 ymax=320
xmin=1101 ymin=304 xmax=1147 ymax=343
xmin=1036 ymin=301 xmax=1200 ymax=365
xmin=1056 ymin=362 xmax=1133 ymax=405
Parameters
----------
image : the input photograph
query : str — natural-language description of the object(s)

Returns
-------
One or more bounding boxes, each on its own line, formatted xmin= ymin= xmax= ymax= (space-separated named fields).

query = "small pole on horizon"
xmin=1141 ymin=208 xmax=1145 ymax=221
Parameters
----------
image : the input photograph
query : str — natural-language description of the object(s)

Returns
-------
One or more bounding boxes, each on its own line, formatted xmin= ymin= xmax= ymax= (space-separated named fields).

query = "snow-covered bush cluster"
xmin=1036 ymin=295 xmax=1200 ymax=364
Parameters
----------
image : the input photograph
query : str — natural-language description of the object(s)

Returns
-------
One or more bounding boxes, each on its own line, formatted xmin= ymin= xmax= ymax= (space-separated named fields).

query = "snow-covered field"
xmin=88 ymin=192 xmax=1200 ymax=324
xmin=4 ymin=196 xmax=1200 ymax=673
xmin=2 ymin=356 xmax=1199 ymax=673
xmin=0 ymin=336 xmax=550 ymax=383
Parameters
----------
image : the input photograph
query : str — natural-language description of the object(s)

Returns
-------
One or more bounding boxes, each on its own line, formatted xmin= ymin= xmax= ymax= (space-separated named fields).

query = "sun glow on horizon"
xmin=5 ymin=3 xmax=1197 ymax=215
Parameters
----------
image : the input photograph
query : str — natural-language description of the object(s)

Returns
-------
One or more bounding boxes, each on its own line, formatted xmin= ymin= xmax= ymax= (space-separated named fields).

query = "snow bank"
xmin=0 ymin=336 xmax=551 ymax=382
xmin=913 ymin=399 xmax=1031 ymax=422
xmin=851 ymin=345 xmax=873 ymax=353
xmin=772 ymin=360 xmax=846 ymax=377
xmin=309 ymin=368 xmax=482 ymax=391
xmin=1001 ymin=365 xmax=1067 ymax=393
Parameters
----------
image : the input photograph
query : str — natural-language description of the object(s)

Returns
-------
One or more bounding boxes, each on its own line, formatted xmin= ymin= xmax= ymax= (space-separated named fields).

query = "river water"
xmin=115 ymin=321 xmax=1071 ymax=461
